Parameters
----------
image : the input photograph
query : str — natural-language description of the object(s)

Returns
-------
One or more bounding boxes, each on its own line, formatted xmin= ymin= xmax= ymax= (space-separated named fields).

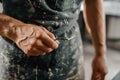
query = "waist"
xmin=27 ymin=19 xmax=71 ymax=27
xmin=16 ymin=17 xmax=77 ymax=30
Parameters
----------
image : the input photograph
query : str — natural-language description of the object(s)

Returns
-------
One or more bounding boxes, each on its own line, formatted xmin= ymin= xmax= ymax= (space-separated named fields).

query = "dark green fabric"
xmin=0 ymin=0 xmax=84 ymax=80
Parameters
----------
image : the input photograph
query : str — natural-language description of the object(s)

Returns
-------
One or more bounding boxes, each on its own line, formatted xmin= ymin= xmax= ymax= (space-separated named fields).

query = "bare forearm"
xmin=84 ymin=0 xmax=106 ymax=56
xmin=0 ymin=13 xmax=24 ymax=40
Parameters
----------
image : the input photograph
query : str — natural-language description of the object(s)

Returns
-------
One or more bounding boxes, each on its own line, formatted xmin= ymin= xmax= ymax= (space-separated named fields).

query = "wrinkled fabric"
xmin=0 ymin=0 xmax=84 ymax=80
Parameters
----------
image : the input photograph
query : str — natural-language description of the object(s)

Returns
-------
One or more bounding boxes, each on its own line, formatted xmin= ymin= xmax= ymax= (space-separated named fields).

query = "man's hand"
xmin=0 ymin=14 xmax=59 ymax=56
xmin=91 ymin=55 xmax=108 ymax=80
xmin=12 ymin=24 xmax=59 ymax=56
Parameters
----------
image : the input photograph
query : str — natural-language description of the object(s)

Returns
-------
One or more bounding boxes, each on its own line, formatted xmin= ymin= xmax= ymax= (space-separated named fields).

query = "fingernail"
xmin=47 ymin=49 xmax=53 ymax=53
xmin=56 ymin=40 xmax=60 ymax=44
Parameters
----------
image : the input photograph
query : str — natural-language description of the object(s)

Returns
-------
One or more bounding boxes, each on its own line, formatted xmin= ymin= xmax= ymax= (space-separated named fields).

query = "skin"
xmin=0 ymin=14 xmax=59 ymax=56
xmin=0 ymin=0 xmax=108 ymax=79
xmin=84 ymin=0 xmax=108 ymax=80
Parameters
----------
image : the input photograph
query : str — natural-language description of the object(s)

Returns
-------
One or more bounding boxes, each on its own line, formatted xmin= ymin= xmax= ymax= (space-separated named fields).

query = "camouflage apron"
xmin=0 ymin=0 xmax=84 ymax=80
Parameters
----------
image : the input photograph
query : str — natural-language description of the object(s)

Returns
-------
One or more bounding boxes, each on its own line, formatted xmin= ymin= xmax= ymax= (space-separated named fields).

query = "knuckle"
xmin=50 ymin=33 xmax=55 ymax=38
xmin=41 ymin=27 xmax=45 ymax=30
xmin=27 ymin=46 xmax=33 ymax=53
xmin=41 ymin=32 xmax=46 ymax=38
xmin=30 ymin=39 xmax=37 ymax=46
xmin=38 ymin=32 xmax=43 ymax=39
xmin=36 ymin=32 xmax=41 ymax=38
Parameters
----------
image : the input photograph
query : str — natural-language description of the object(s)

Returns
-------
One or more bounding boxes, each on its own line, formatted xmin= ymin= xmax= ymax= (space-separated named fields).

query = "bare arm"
xmin=0 ymin=13 xmax=59 ymax=56
xmin=83 ymin=0 xmax=108 ymax=80
xmin=84 ymin=0 xmax=106 ymax=55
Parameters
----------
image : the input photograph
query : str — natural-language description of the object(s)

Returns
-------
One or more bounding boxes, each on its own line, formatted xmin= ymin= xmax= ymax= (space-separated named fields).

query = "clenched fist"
xmin=11 ymin=24 xmax=59 ymax=56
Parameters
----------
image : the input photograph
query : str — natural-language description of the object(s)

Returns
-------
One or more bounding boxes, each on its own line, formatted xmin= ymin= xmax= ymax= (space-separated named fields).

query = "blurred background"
xmin=79 ymin=0 xmax=120 ymax=80
xmin=0 ymin=0 xmax=120 ymax=80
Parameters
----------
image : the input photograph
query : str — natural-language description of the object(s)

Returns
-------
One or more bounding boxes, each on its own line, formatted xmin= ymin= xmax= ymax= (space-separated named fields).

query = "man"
xmin=0 ymin=0 xmax=107 ymax=80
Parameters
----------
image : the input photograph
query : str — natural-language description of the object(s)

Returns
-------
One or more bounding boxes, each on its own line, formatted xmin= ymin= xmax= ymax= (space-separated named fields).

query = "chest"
xmin=3 ymin=0 xmax=82 ymax=11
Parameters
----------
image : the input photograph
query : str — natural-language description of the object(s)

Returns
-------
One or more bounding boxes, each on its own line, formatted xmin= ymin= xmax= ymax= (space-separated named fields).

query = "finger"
xmin=40 ymin=33 xmax=59 ymax=49
xmin=41 ymin=27 xmax=60 ymax=44
xmin=35 ymin=40 xmax=53 ymax=53
xmin=92 ymin=72 xmax=101 ymax=80
xmin=101 ymin=73 xmax=106 ymax=80
xmin=27 ymin=48 xmax=46 ymax=56
xmin=41 ymin=27 xmax=55 ymax=39
xmin=96 ymin=69 xmax=106 ymax=80
xmin=92 ymin=75 xmax=100 ymax=80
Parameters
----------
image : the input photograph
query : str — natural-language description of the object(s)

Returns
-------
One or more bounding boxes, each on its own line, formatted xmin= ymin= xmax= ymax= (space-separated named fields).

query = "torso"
xmin=2 ymin=0 xmax=82 ymax=22
xmin=0 ymin=0 xmax=84 ymax=80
